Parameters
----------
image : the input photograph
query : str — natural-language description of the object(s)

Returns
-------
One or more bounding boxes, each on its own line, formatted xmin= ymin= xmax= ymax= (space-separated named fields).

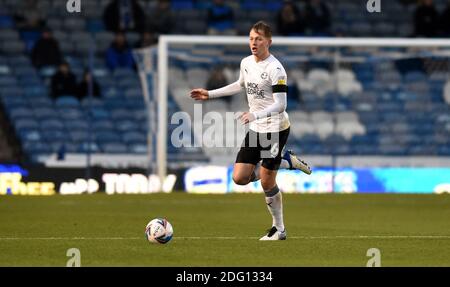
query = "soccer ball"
xmin=145 ymin=218 xmax=173 ymax=244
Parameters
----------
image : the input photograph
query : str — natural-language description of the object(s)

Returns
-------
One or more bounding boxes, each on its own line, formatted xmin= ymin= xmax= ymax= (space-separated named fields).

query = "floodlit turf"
xmin=0 ymin=193 xmax=449 ymax=266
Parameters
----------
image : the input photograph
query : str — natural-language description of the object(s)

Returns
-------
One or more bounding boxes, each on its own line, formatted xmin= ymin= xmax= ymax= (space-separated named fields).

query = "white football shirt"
xmin=238 ymin=54 xmax=290 ymax=133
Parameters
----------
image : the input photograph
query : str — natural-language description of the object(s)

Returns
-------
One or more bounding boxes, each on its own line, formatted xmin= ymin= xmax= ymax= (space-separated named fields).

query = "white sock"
xmin=264 ymin=185 xmax=284 ymax=231
xmin=279 ymin=159 xmax=290 ymax=169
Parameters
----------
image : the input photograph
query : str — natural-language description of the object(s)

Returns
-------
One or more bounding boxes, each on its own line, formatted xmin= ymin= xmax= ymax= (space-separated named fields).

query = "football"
xmin=145 ymin=218 xmax=173 ymax=244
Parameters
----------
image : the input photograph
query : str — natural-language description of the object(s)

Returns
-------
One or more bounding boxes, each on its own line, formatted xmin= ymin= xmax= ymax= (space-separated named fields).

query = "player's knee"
xmin=232 ymin=175 xmax=250 ymax=185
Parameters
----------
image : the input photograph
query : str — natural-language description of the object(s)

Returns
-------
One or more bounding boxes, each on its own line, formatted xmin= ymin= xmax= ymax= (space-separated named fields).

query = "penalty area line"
xmin=0 ymin=235 xmax=450 ymax=240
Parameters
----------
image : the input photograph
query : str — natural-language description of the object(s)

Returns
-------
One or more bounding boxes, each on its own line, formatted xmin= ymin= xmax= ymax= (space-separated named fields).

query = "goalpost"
xmin=154 ymin=36 xmax=450 ymax=184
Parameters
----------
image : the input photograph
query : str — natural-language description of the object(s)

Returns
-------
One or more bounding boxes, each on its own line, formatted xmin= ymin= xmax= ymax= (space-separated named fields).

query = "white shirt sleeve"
xmin=208 ymin=80 xmax=243 ymax=99
xmin=252 ymin=92 xmax=287 ymax=120
xmin=252 ymin=63 xmax=288 ymax=120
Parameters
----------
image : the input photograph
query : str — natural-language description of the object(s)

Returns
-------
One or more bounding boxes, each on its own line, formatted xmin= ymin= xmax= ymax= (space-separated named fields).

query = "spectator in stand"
xmin=276 ymin=1 xmax=305 ymax=36
xmin=31 ymin=28 xmax=62 ymax=69
xmin=206 ymin=67 xmax=231 ymax=105
xmin=414 ymin=0 xmax=439 ymax=37
xmin=146 ymin=0 xmax=175 ymax=35
xmin=439 ymin=0 xmax=450 ymax=36
xmin=106 ymin=31 xmax=135 ymax=70
xmin=51 ymin=62 xmax=77 ymax=99
xmin=304 ymin=0 xmax=331 ymax=36
xmin=135 ymin=30 xmax=157 ymax=48
xmin=103 ymin=0 xmax=145 ymax=33
xmin=206 ymin=0 xmax=236 ymax=35
xmin=76 ymin=70 xmax=101 ymax=101
xmin=13 ymin=0 xmax=45 ymax=31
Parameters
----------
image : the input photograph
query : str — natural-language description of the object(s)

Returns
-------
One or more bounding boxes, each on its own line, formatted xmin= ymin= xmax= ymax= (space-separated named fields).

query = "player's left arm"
xmin=239 ymin=65 xmax=287 ymax=124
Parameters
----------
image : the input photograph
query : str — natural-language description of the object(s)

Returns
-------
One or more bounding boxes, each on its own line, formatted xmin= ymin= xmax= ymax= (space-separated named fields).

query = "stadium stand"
xmin=0 ymin=0 xmax=450 ymax=165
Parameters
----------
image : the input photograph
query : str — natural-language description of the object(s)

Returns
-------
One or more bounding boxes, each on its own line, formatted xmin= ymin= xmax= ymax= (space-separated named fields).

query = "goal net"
xmin=137 ymin=36 xmax=450 ymax=189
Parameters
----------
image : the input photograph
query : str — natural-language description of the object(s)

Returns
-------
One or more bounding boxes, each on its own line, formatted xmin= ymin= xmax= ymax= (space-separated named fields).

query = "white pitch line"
xmin=1 ymin=235 xmax=450 ymax=240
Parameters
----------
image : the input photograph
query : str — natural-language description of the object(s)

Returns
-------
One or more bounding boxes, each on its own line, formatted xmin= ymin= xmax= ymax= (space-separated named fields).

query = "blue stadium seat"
xmin=7 ymin=55 xmax=30 ymax=66
xmin=124 ymin=88 xmax=142 ymax=98
xmin=184 ymin=20 xmax=207 ymax=34
xmin=118 ymin=78 xmax=140 ymax=89
xmin=1 ymin=41 xmax=26 ymax=55
xmin=0 ymin=29 xmax=19 ymax=41
xmin=92 ymin=120 xmax=115 ymax=131
xmin=29 ymin=97 xmax=53 ymax=108
xmin=101 ymin=142 xmax=128 ymax=153
xmin=128 ymin=143 xmax=147 ymax=154
xmin=116 ymin=120 xmax=140 ymax=132
xmin=41 ymin=118 xmax=64 ymax=129
xmin=104 ymin=98 xmax=125 ymax=110
xmin=41 ymin=129 xmax=67 ymax=141
xmin=113 ymin=68 xmax=135 ymax=79
xmin=80 ymin=98 xmax=104 ymax=108
xmin=95 ymin=131 xmax=120 ymax=143
xmin=18 ymin=129 xmax=41 ymax=141
xmin=111 ymin=108 xmax=133 ymax=120
xmin=78 ymin=142 xmax=100 ymax=153
xmin=241 ymin=1 xmax=265 ymax=10
xmin=0 ymin=86 xmax=23 ymax=98
xmin=90 ymin=107 xmax=110 ymax=120
xmin=59 ymin=41 xmax=75 ymax=54
xmin=9 ymin=107 xmax=33 ymax=120
xmin=122 ymin=131 xmax=146 ymax=144
xmin=34 ymin=107 xmax=57 ymax=119
xmin=171 ymin=0 xmax=194 ymax=10
xmin=55 ymin=95 xmax=80 ymax=107
xmin=63 ymin=18 xmax=86 ymax=31
xmin=70 ymin=130 xmax=89 ymax=142
xmin=265 ymin=1 xmax=283 ymax=10
xmin=403 ymin=71 xmax=427 ymax=83
xmin=23 ymin=85 xmax=47 ymax=98
xmin=15 ymin=118 xmax=39 ymax=130
xmin=64 ymin=119 xmax=89 ymax=130
xmin=86 ymin=19 xmax=105 ymax=33
xmin=22 ymin=140 xmax=52 ymax=154
xmin=0 ymin=15 xmax=14 ymax=28
xmin=38 ymin=66 xmax=57 ymax=78
xmin=18 ymin=75 xmax=41 ymax=86
xmin=47 ymin=17 xmax=62 ymax=30
xmin=58 ymin=108 xmax=84 ymax=120
xmin=1 ymin=96 xmax=28 ymax=109
xmin=0 ymin=75 xmax=17 ymax=86
xmin=49 ymin=141 xmax=79 ymax=153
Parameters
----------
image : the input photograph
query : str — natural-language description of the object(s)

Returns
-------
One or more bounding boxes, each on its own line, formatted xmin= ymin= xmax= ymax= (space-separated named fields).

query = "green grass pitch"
xmin=0 ymin=193 xmax=449 ymax=266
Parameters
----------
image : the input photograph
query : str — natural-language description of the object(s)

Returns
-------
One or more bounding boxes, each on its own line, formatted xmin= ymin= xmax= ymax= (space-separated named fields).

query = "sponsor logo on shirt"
xmin=247 ymin=82 xmax=265 ymax=99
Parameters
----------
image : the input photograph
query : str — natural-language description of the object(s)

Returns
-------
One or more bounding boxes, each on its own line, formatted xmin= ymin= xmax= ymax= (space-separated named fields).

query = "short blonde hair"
xmin=251 ymin=21 xmax=272 ymax=39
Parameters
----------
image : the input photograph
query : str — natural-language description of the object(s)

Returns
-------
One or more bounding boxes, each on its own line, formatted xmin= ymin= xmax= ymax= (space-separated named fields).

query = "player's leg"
xmin=258 ymin=128 xmax=290 ymax=241
xmin=259 ymin=167 xmax=286 ymax=241
xmin=233 ymin=130 xmax=262 ymax=185
xmin=232 ymin=163 xmax=256 ymax=185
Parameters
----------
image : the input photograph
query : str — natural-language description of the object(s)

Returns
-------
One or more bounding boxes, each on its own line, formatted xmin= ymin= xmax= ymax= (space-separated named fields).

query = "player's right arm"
xmin=190 ymin=80 xmax=243 ymax=101
xmin=190 ymin=62 xmax=245 ymax=101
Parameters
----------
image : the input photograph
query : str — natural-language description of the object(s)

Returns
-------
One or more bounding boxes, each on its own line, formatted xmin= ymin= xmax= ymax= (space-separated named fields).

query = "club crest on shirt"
xmin=261 ymin=72 xmax=268 ymax=79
